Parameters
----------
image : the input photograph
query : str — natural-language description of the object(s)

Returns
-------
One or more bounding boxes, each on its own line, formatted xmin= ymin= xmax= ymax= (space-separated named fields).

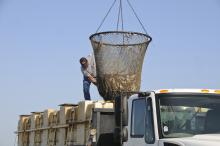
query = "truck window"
xmin=158 ymin=94 xmax=220 ymax=138
xmin=131 ymin=98 xmax=146 ymax=137
xmin=131 ymin=97 xmax=155 ymax=143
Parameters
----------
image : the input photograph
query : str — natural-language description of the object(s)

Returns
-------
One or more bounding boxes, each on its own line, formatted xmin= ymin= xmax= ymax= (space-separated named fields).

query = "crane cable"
xmin=96 ymin=0 xmax=149 ymax=35
xmin=126 ymin=0 xmax=148 ymax=35
xmin=96 ymin=0 xmax=117 ymax=33
xmin=117 ymin=0 xmax=124 ymax=31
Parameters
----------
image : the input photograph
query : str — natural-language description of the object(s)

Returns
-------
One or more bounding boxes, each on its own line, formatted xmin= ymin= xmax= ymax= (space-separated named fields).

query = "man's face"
xmin=81 ymin=60 xmax=88 ymax=68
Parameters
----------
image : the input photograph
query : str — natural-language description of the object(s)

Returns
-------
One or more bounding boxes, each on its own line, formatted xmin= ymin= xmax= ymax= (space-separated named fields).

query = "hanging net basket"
xmin=90 ymin=31 xmax=152 ymax=100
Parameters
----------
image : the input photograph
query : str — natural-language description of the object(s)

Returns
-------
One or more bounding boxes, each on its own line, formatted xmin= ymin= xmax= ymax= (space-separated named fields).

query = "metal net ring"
xmin=90 ymin=31 xmax=152 ymax=46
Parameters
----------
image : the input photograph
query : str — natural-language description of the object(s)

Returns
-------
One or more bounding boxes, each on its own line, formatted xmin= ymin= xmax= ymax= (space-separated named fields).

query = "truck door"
xmin=124 ymin=93 xmax=158 ymax=146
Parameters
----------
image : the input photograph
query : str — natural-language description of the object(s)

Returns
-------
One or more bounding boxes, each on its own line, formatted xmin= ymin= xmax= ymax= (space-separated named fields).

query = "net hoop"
xmin=90 ymin=31 xmax=152 ymax=46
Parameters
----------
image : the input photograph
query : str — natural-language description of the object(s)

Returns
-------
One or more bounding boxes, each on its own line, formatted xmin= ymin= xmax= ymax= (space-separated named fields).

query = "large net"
xmin=90 ymin=31 xmax=152 ymax=100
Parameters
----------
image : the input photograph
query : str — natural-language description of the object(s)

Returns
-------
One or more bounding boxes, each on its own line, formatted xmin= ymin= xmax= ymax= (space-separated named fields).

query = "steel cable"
xmin=126 ymin=0 xmax=149 ymax=35
xmin=96 ymin=0 xmax=117 ymax=32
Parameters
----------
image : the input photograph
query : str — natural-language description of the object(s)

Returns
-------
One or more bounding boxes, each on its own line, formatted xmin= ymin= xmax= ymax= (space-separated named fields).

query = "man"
xmin=79 ymin=54 xmax=97 ymax=100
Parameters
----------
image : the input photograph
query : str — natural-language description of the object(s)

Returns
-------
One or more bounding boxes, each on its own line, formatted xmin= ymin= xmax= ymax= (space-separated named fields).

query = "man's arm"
xmin=87 ymin=74 xmax=97 ymax=85
xmin=81 ymin=65 xmax=96 ymax=85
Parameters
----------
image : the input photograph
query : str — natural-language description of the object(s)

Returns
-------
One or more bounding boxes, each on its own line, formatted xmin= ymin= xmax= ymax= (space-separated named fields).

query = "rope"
xmin=68 ymin=125 xmax=74 ymax=145
xmin=120 ymin=0 xmax=125 ymax=44
xmin=53 ymin=112 xmax=59 ymax=146
xmin=71 ymin=125 xmax=74 ymax=144
xmin=116 ymin=0 xmax=124 ymax=31
xmin=116 ymin=0 xmax=121 ymax=31
xmin=96 ymin=0 xmax=117 ymax=33
xmin=126 ymin=0 xmax=149 ymax=35
xmin=120 ymin=0 xmax=124 ymax=31
xmin=95 ymin=0 xmax=149 ymax=34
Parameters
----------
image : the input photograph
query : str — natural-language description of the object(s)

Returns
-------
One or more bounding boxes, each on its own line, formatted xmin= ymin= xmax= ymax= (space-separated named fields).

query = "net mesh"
xmin=90 ymin=31 xmax=151 ymax=100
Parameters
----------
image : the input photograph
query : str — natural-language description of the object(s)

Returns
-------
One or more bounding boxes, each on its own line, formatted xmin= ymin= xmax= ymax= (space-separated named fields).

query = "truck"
xmin=16 ymin=89 xmax=220 ymax=146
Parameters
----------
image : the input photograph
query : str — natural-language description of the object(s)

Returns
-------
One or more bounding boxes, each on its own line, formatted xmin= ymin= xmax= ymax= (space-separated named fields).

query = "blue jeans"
xmin=83 ymin=76 xmax=91 ymax=100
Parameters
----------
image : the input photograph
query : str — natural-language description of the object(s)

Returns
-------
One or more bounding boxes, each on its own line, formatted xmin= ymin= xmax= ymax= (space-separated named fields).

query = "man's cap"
xmin=79 ymin=57 xmax=87 ymax=64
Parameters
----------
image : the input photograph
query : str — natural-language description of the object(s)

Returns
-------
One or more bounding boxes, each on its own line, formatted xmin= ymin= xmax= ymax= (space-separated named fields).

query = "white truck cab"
xmin=124 ymin=89 xmax=220 ymax=146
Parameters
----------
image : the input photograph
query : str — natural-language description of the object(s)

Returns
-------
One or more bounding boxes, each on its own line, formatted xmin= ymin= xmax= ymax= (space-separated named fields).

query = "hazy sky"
xmin=0 ymin=0 xmax=220 ymax=145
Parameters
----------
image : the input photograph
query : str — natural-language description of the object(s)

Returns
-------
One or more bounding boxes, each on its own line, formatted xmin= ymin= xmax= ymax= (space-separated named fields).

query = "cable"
xmin=120 ymin=0 xmax=124 ymax=31
xmin=116 ymin=0 xmax=121 ymax=31
xmin=116 ymin=0 xmax=124 ymax=31
xmin=96 ymin=0 xmax=149 ymax=34
xmin=96 ymin=0 xmax=117 ymax=33
xmin=126 ymin=0 xmax=149 ymax=35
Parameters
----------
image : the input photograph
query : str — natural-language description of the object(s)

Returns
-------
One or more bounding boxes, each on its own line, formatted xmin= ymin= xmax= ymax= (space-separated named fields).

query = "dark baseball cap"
xmin=79 ymin=57 xmax=87 ymax=64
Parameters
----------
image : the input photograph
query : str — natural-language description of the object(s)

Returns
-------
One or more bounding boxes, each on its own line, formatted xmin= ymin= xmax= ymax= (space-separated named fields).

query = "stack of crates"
xmin=42 ymin=109 xmax=54 ymax=146
xmin=18 ymin=115 xmax=31 ymax=146
xmin=33 ymin=112 xmax=43 ymax=146
xmin=66 ymin=104 xmax=78 ymax=146
xmin=16 ymin=100 xmax=113 ymax=146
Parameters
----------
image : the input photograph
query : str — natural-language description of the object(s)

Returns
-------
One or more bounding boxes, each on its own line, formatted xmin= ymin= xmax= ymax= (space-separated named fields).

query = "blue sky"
xmin=0 ymin=0 xmax=220 ymax=145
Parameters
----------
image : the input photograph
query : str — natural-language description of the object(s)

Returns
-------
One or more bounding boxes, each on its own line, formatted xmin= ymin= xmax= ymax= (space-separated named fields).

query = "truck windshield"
xmin=158 ymin=93 xmax=220 ymax=138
